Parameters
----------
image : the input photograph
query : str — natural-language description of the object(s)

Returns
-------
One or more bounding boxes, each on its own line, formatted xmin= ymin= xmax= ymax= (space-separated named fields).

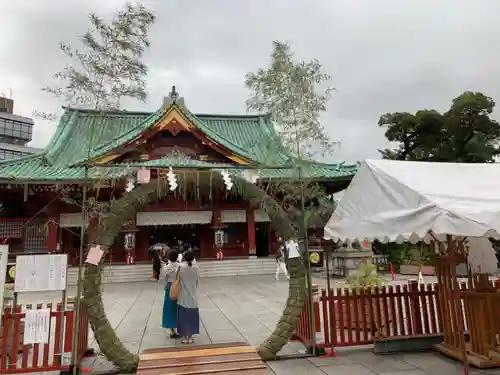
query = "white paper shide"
xmin=24 ymin=309 xmax=50 ymax=344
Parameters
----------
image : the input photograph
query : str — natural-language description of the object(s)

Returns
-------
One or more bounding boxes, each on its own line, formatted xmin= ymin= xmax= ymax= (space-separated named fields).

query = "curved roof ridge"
xmin=61 ymin=106 xmax=154 ymax=116
xmin=62 ymin=106 xmax=272 ymax=119
xmin=195 ymin=113 xmax=270 ymax=119
xmin=254 ymin=116 xmax=291 ymax=165
xmin=44 ymin=109 xmax=79 ymax=162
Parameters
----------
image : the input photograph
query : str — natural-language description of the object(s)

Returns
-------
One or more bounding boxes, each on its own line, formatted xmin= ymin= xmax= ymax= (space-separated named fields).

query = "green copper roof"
xmin=0 ymin=151 xmax=356 ymax=183
xmin=0 ymin=149 xmax=240 ymax=182
xmin=258 ymin=161 xmax=358 ymax=179
xmin=43 ymin=103 xmax=288 ymax=167
xmin=44 ymin=108 xmax=165 ymax=166
xmin=135 ymin=150 xmax=233 ymax=169
xmin=0 ymin=154 xmax=128 ymax=181
xmin=0 ymin=99 xmax=357 ymax=182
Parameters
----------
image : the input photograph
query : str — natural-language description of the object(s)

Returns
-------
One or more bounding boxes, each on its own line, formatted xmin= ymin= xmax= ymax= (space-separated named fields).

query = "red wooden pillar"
xmin=136 ymin=228 xmax=149 ymax=262
xmin=246 ymin=207 xmax=256 ymax=257
xmin=47 ymin=220 xmax=58 ymax=252
xmin=46 ymin=201 xmax=59 ymax=252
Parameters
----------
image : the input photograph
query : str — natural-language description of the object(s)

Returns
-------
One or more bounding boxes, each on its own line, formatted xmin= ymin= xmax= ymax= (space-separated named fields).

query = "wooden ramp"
xmin=137 ymin=342 xmax=269 ymax=375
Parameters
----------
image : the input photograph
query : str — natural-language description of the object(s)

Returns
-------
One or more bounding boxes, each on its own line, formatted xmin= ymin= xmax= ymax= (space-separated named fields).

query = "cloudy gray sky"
xmin=1 ymin=0 xmax=499 ymax=163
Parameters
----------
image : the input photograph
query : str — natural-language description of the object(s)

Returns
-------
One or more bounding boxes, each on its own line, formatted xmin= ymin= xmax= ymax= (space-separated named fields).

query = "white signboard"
xmin=14 ymin=254 xmax=67 ymax=293
xmin=24 ymin=309 xmax=50 ymax=344
xmin=0 ymin=245 xmax=8 ymax=312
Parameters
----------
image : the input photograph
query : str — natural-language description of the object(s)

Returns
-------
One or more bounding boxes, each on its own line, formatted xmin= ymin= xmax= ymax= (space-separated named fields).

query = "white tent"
xmin=324 ymin=159 xmax=500 ymax=245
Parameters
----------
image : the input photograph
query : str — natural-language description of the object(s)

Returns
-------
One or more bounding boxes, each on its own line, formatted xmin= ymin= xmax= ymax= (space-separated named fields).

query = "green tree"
xmin=245 ymin=41 xmax=337 ymax=160
xmin=245 ymin=41 xmax=337 ymax=358
xmin=41 ymin=3 xmax=155 ymax=372
xmin=42 ymin=3 xmax=154 ymax=111
xmin=379 ymin=92 xmax=500 ymax=162
xmin=377 ymin=92 xmax=500 ymax=268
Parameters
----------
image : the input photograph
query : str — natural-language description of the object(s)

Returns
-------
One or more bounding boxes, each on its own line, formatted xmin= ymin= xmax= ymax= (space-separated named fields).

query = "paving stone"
xmin=356 ymin=356 xmax=417 ymax=373
xmin=268 ymin=358 xmax=329 ymax=375
xmin=376 ymin=371 xmax=429 ymax=375
xmin=481 ymin=369 xmax=500 ymax=374
xmin=277 ymin=343 xmax=303 ymax=355
xmin=397 ymin=352 xmax=479 ymax=374
xmin=319 ymin=364 xmax=376 ymax=375
xmin=207 ymin=329 xmax=246 ymax=343
xmin=308 ymin=355 xmax=357 ymax=366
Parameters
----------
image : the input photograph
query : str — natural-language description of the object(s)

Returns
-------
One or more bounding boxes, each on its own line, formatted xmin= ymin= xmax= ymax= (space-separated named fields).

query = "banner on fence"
xmin=14 ymin=254 xmax=68 ymax=293
xmin=24 ymin=308 xmax=50 ymax=344
xmin=0 ymin=245 xmax=7 ymax=312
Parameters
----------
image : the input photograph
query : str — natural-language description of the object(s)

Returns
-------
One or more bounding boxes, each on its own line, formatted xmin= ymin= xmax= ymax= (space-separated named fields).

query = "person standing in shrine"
xmin=177 ymin=250 xmax=200 ymax=344
xmin=175 ymin=239 xmax=185 ymax=262
xmin=162 ymin=249 xmax=181 ymax=338
xmin=275 ymin=237 xmax=290 ymax=281
xmin=152 ymin=249 xmax=162 ymax=281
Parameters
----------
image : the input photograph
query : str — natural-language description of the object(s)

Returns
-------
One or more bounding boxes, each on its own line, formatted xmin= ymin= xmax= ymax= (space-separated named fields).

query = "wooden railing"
xmin=294 ymin=281 xmax=467 ymax=349
xmin=0 ymin=302 xmax=89 ymax=374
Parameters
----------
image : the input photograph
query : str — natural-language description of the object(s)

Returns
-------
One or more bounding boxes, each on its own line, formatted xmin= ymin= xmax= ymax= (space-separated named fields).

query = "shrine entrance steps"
xmin=66 ymin=258 xmax=277 ymax=285
xmin=137 ymin=342 xmax=270 ymax=375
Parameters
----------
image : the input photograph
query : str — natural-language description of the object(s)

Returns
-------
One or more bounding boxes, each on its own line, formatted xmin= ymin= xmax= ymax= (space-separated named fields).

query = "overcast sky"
xmin=1 ymin=0 xmax=499 ymax=163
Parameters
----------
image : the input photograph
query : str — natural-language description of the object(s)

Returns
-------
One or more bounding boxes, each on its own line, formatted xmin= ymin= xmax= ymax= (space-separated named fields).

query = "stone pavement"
xmin=17 ymin=275 xmax=500 ymax=374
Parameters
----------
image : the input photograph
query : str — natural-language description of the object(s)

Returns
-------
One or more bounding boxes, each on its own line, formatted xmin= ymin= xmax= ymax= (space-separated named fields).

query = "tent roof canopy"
xmin=324 ymin=159 xmax=500 ymax=244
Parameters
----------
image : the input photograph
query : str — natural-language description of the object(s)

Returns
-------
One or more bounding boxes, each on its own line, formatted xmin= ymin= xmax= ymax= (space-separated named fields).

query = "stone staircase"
xmin=66 ymin=258 xmax=277 ymax=285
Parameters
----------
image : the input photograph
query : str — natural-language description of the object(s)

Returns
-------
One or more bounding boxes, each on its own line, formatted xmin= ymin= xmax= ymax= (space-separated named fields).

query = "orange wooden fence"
xmin=0 ymin=302 xmax=89 ymax=374
xmin=294 ymin=281 xmax=472 ymax=349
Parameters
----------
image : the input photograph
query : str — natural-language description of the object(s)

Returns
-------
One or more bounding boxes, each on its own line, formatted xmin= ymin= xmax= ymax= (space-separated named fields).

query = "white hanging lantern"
xmin=124 ymin=232 xmax=136 ymax=250
xmin=214 ymin=229 xmax=225 ymax=247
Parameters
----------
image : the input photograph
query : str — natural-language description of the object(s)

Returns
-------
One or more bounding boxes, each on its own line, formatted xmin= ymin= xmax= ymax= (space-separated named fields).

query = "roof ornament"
xmin=171 ymin=147 xmax=181 ymax=157
xmin=170 ymin=85 xmax=179 ymax=103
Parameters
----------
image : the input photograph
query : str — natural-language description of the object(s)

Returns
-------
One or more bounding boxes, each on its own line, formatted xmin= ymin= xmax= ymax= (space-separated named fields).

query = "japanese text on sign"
xmin=14 ymin=254 xmax=67 ymax=293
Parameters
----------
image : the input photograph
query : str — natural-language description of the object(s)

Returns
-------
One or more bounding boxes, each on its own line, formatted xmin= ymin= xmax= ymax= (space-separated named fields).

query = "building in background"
xmin=0 ymin=89 xmax=356 ymax=263
xmin=0 ymin=97 xmax=41 ymax=160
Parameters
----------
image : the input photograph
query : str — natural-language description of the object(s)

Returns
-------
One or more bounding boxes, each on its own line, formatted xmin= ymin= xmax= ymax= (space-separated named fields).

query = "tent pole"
xmin=447 ymin=235 xmax=469 ymax=375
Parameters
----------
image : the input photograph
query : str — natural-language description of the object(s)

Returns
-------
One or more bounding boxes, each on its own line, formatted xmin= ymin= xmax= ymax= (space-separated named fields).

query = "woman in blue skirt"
xmin=177 ymin=250 xmax=200 ymax=344
xmin=162 ymin=249 xmax=180 ymax=338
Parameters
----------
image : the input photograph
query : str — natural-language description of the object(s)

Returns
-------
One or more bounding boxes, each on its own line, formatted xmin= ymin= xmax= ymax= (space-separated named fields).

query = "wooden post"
xmin=46 ymin=219 xmax=58 ymax=252
xmin=409 ymin=280 xmax=422 ymax=335
xmin=46 ymin=202 xmax=59 ymax=252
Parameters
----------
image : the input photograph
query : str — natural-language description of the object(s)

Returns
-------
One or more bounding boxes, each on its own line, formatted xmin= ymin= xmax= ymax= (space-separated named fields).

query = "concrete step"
xmin=66 ymin=259 xmax=277 ymax=285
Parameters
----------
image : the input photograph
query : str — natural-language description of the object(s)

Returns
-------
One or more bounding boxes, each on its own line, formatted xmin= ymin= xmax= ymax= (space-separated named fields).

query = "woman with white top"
xmin=176 ymin=250 xmax=200 ymax=344
xmin=162 ymin=250 xmax=180 ymax=338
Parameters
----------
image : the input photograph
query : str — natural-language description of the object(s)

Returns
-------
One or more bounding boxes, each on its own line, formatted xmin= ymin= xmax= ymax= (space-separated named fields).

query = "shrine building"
xmin=0 ymin=89 xmax=357 ymax=264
